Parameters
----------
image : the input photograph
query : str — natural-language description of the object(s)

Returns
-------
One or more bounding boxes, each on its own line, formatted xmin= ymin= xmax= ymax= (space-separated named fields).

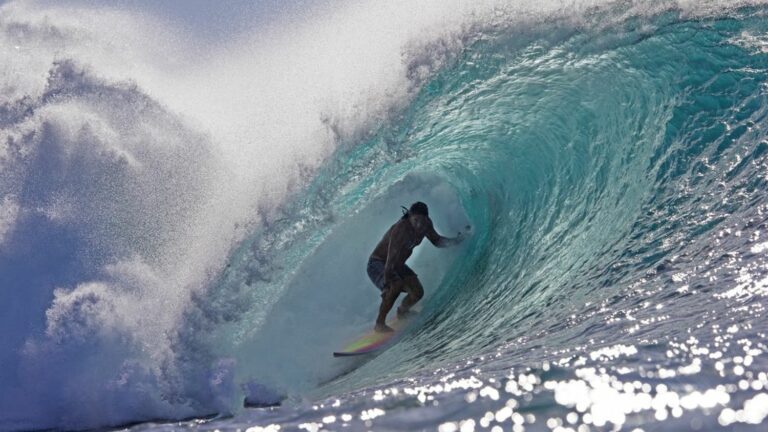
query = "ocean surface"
xmin=1 ymin=1 xmax=768 ymax=431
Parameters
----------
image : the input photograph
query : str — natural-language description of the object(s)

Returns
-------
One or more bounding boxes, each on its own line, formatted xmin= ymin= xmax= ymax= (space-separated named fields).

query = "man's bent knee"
xmin=384 ymin=279 xmax=405 ymax=296
xmin=403 ymin=276 xmax=424 ymax=300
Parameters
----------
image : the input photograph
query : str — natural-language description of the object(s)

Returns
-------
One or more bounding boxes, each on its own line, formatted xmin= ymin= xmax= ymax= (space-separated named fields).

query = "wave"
xmin=231 ymin=0 xmax=768 ymax=402
xmin=1 ymin=0 xmax=768 ymax=430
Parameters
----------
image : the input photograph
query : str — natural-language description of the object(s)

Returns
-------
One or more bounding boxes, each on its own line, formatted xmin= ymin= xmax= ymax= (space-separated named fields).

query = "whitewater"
xmin=1 ymin=0 xmax=768 ymax=430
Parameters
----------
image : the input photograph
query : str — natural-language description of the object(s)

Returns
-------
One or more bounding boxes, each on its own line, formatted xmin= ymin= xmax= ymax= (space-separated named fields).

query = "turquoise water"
xmin=2 ymin=2 xmax=768 ymax=431
xmin=185 ymin=5 xmax=768 ymax=431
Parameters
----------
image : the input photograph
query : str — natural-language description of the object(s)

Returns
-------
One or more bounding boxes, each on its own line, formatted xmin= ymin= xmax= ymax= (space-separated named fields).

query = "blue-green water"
xmin=183 ymin=5 xmax=768 ymax=431
xmin=2 ymin=2 xmax=768 ymax=431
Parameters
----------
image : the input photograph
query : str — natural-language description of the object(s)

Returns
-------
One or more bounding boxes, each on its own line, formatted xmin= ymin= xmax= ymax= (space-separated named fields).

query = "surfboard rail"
xmin=333 ymin=317 xmax=410 ymax=357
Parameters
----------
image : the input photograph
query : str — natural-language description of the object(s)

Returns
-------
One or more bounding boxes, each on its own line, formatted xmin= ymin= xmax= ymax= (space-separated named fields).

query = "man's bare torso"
xmin=370 ymin=218 xmax=425 ymax=262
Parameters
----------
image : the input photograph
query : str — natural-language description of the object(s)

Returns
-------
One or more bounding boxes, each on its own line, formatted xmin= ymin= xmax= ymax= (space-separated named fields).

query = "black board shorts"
xmin=367 ymin=258 xmax=417 ymax=292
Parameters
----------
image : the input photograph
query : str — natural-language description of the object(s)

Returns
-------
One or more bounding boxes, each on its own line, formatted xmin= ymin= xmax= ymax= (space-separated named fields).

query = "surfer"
xmin=367 ymin=201 xmax=465 ymax=332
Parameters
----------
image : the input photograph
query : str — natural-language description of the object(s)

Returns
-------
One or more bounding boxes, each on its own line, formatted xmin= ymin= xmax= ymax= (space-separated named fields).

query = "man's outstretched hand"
xmin=455 ymin=225 xmax=471 ymax=244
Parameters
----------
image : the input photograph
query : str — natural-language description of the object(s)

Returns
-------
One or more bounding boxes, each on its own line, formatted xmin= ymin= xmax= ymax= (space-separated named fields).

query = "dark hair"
xmin=401 ymin=201 xmax=429 ymax=219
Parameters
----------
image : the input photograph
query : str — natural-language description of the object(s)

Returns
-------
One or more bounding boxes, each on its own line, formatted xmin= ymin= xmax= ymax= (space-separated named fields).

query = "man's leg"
xmin=397 ymin=275 xmax=423 ymax=318
xmin=375 ymin=281 xmax=403 ymax=332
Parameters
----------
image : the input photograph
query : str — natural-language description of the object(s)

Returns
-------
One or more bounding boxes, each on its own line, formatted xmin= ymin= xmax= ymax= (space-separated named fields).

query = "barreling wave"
xmin=226 ymin=0 xmax=768 ymax=401
xmin=1 ymin=0 xmax=768 ymax=430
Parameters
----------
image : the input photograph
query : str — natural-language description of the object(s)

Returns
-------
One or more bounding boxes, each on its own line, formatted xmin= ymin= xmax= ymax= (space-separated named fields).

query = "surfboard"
xmin=333 ymin=316 xmax=411 ymax=357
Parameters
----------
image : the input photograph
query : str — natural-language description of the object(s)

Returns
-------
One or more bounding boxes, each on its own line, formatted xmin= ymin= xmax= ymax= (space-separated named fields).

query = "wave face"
xmin=2 ymin=1 xmax=768 ymax=431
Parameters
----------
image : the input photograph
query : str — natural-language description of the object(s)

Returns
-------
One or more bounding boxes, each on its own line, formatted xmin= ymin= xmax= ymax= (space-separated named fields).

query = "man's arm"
xmin=425 ymin=219 xmax=464 ymax=248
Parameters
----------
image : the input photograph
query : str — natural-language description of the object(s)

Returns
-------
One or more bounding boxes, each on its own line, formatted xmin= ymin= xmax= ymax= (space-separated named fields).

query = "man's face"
xmin=409 ymin=214 xmax=428 ymax=233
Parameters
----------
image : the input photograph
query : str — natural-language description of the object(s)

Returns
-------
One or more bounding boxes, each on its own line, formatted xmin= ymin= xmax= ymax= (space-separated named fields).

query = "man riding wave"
xmin=367 ymin=202 xmax=465 ymax=332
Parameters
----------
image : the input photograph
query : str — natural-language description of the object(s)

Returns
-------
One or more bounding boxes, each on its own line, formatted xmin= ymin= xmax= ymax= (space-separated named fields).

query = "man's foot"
xmin=397 ymin=307 xmax=418 ymax=320
xmin=374 ymin=323 xmax=395 ymax=333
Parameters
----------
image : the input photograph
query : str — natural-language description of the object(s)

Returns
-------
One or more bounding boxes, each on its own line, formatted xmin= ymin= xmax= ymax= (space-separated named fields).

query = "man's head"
xmin=409 ymin=202 xmax=428 ymax=217
xmin=405 ymin=201 xmax=429 ymax=232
